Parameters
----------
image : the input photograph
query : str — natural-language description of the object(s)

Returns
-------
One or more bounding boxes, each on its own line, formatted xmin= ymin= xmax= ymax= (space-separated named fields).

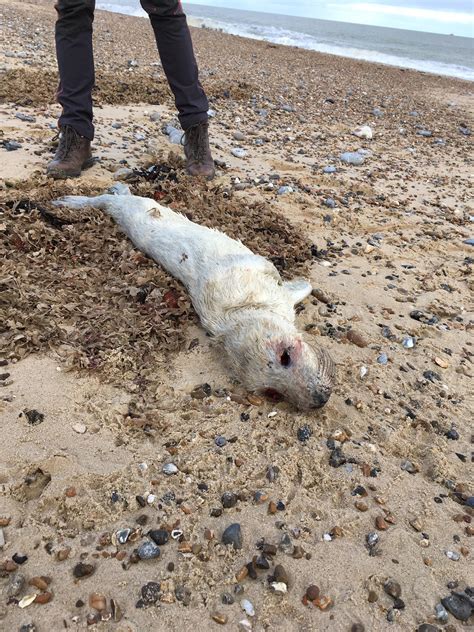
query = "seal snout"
xmin=312 ymin=389 xmax=331 ymax=409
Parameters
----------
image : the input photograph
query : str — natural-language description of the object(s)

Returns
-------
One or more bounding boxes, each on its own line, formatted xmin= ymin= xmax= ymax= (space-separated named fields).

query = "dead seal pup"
xmin=54 ymin=189 xmax=335 ymax=410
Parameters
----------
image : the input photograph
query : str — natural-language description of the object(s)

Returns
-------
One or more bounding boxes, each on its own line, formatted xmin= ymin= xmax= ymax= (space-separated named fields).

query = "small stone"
xmin=355 ymin=501 xmax=368 ymax=512
xmin=417 ymin=626 xmax=440 ymax=632
xmin=347 ymin=330 xmax=368 ymax=347
xmin=273 ymin=564 xmax=289 ymax=586
xmin=352 ymin=125 xmax=373 ymax=139
xmin=89 ymin=593 xmax=106 ymax=611
xmin=277 ymin=185 xmax=293 ymax=195
xmin=384 ymin=579 xmax=401 ymax=599
xmin=297 ymin=424 xmax=312 ymax=442
xmin=163 ymin=462 xmax=178 ymax=475
xmin=240 ymin=599 xmax=255 ymax=617
xmin=366 ymin=532 xmax=379 ymax=548
xmin=141 ymin=581 xmax=161 ymax=604
xmin=329 ymin=447 xmax=346 ymax=467
xmin=409 ymin=517 xmax=423 ymax=532
xmin=190 ymin=383 xmax=212 ymax=399
xmin=231 ymin=148 xmax=247 ymax=159
xmin=221 ymin=492 xmax=238 ymax=508
xmin=222 ymin=523 xmax=242 ymax=549
xmin=323 ymin=165 xmax=337 ymax=174
xmin=56 ymin=547 xmax=71 ymax=561
xmin=111 ymin=598 xmax=122 ymax=622
xmin=376 ymin=516 xmax=388 ymax=530
xmin=221 ymin=592 xmax=235 ymax=605
xmin=148 ymin=529 xmax=169 ymax=546
xmin=306 ymin=585 xmax=320 ymax=601
xmin=115 ymin=528 xmax=131 ymax=544
xmin=434 ymin=357 xmax=449 ymax=369
xmin=29 ymin=576 xmax=51 ymax=591
xmin=324 ymin=197 xmax=336 ymax=208
xmin=212 ymin=612 xmax=228 ymax=624
xmin=6 ymin=573 xmax=25 ymax=597
xmin=235 ymin=566 xmax=248 ymax=582
xmin=215 ymin=435 xmax=227 ymax=447
xmin=72 ymin=423 xmax=87 ymax=434
xmin=377 ymin=353 xmax=388 ymax=365
xmin=368 ymin=590 xmax=378 ymax=603
xmin=270 ymin=582 xmax=287 ymax=594
xmin=340 ymin=151 xmax=365 ymax=165
xmin=233 ymin=131 xmax=245 ymax=141
xmin=73 ymin=562 xmax=95 ymax=579
xmin=401 ymin=460 xmax=419 ymax=473
xmin=12 ymin=553 xmax=28 ymax=565
xmin=137 ymin=541 xmax=160 ymax=560
xmin=351 ymin=625 xmax=365 ymax=632
xmin=65 ymin=486 xmax=76 ymax=498
xmin=445 ymin=550 xmax=460 ymax=561
xmin=315 ymin=595 xmax=332 ymax=610
xmin=247 ymin=394 xmax=263 ymax=405
xmin=24 ymin=409 xmax=44 ymax=425
xmin=441 ymin=592 xmax=472 ymax=622
xmin=435 ymin=603 xmax=449 ymax=623
xmin=18 ymin=594 xmax=37 ymax=608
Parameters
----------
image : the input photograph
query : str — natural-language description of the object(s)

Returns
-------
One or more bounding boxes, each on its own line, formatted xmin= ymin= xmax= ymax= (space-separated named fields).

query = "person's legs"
xmin=140 ymin=0 xmax=208 ymax=130
xmin=48 ymin=0 xmax=95 ymax=178
xmin=141 ymin=0 xmax=215 ymax=177
xmin=55 ymin=0 xmax=96 ymax=139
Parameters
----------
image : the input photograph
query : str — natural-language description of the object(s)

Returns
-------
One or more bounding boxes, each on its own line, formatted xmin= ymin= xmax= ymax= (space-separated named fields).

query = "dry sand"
xmin=1 ymin=1 xmax=473 ymax=631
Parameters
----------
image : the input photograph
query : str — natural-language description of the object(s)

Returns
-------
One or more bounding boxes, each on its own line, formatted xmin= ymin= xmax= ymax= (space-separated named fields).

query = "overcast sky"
xmin=184 ymin=1 xmax=474 ymax=36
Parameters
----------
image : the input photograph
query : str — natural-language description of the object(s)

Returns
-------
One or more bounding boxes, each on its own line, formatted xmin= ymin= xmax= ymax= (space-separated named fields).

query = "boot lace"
xmin=182 ymin=122 xmax=208 ymax=162
xmin=54 ymin=125 xmax=82 ymax=160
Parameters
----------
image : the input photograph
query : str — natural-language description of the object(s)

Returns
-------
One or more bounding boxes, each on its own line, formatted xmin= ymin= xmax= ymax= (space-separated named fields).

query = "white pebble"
xmin=270 ymin=581 xmax=288 ymax=594
xmin=240 ymin=599 xmax=255 ymax=617
xmin=72 ymin=423 xmax=87 ymax=434
xmin=267 ymin=411 xmax=277 ymax=418
xmin=352 ymin=125 xmax=373 ymax=139
xmin=163 ymin=462 xmax=178 ymax=475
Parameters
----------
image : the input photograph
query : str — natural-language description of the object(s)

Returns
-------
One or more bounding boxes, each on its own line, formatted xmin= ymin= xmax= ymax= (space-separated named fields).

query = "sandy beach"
xmin=1 ymin=1 xmax=473 ymax=630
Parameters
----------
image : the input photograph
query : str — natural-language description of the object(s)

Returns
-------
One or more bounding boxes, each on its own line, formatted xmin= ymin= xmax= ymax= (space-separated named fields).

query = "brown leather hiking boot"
xmin=46 ymin=125 xmax=94 ymax=179
xmin=182 ymin=121 xmax=215 ymax=179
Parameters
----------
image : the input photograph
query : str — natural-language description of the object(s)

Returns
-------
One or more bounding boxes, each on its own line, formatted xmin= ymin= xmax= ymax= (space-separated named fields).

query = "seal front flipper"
xmin=283 ymin=279 xmax=313 ymax=305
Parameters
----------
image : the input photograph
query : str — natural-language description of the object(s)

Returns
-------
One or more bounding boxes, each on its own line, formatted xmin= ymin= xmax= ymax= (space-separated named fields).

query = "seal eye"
xmin=280 ymin=349 xmax=291 ymax=367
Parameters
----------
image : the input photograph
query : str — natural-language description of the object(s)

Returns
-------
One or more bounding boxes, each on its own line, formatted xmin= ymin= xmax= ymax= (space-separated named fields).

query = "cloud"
xmin=344 ymin=2 xmax=474 ymax=24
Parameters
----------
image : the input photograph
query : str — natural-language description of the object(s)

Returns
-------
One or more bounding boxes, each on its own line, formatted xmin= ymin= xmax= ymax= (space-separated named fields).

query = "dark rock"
xmin=12 ymin=553 xmax=28 ymax=565
xmin=73 ymin=562 xmax=95 ymax=579
xmin=148 ymin=529 xmax=169 ymax=546
xmin=175 ymin=585 xmax=191 ymax=606
xmin=329 ymin=447 xmax=346 ymax=467
xmin=306 ymin=585 xmax=320 ymax=600
xmin=297 ymin=424 xmax=312 ymax=443
xmin=384 ymin=579 xmax=402 ymax=599
xmin=441 ymin=592 xmax=473 ymax=622
xmin=190 ymin=383 xmax=212 ymax=399
xmin=137 ymin=541 xmax=160 ymax=560
xmin=417 ymin=626 xmax=440 ymax=632
xmin=221 ymin=523 xmax=242 ymax=549
xmin=141 ymin=581 xmax=161 ymax=604
xmin=221 ymin=592 xmax=234 ymax=605
xmin=23 ymin=409 xmax=44 ymax=426
xmin=273 ymin=564 xmax=289 ymax=586
xmin=221 ymin=492 xmax=238 ymax=508
xmin=215 ymin=435 xmax=227 ymax=447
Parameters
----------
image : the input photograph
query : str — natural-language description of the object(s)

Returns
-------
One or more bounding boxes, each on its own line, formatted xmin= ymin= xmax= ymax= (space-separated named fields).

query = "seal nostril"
xmin=312 ymin=391 xmax=330 ymax=408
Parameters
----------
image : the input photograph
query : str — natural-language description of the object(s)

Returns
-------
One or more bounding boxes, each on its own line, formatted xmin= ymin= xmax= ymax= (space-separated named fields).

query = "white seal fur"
xmin=54 ymin=189 xmax=335 ymax=409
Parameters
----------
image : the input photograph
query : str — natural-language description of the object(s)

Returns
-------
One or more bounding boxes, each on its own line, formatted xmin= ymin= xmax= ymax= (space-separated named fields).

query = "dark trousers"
xmin=55 ymin=0 xmax=209 ymax=139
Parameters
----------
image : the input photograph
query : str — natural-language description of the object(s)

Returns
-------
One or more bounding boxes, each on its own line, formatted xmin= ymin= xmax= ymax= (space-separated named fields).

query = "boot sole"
xmin=46 ymin=157 xmax=96 ymax=180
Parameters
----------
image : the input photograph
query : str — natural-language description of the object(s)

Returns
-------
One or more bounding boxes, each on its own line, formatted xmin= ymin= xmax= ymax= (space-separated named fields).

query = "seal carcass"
xmin=54 ymin=191 xmax=335 ymax=409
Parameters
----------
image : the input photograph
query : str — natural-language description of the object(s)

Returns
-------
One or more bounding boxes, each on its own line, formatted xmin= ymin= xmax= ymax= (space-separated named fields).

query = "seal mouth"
xmin=263 ymin=388 xmax=285 ymax=402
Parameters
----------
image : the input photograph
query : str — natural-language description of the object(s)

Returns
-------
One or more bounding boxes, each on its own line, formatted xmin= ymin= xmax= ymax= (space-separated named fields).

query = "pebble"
xmin=29 ymin=576 xmax=51 ymax=591
xmin=417 ymin=626 xmax=440 ymax=632
xmin=73 ymin=562 xmax=95 ymax=579
xmin=376 ymin=516 xmax=388 ymax=530
xmin=222 ymin=523 xmax=242 ymax=549
xmin=324 ymin=197 xmax=337 ymax=208
xmin=221 ymin=492 xmax=238 ymax=508
xmin=366 ymin=532 xmax=379 ymax=548
xmin=441 ymin=592 xmax=473 ymax=621
xmin=164 ymin=124 xmax=183 ymax=144
xmin=401 ymin=459 xmax=419 ymax=473
xmin=402 ymin=336 xmax=415 ymax=349
xmin=141 ymin=581 xmax=161 ymax=604
xmin=221 ymin=592 xmax=235 ymax=605
xmin=215 ymin=435 xmax=227 ymax=447
xmin=89 ymin=593 xmax=106 ymax=611
xmin=15 ymin=112 xmax=36 ymax=122
xmin=233 ymin=131 xmax=245 ymax=141
xmin=0 ymin=528 xmax=5 ymax=547
xmin=297 ymin=424 xmax=312 ymax=442
xmin=137 ymin=541 xmax=160 ymax=560
xmin=384 ymin=579 xmax=402 ymax=599
xmin=231 ymin=148 xmax=247 ymax=158
xmin=277 ymin=185 xmax=293 ymax=195
xmin=434 ymin=603 xmax=449 ymax=623
xmin=323 ymin=165 xmax=337 ymax=173
xmin=445 ymin=550 xmax=460 ymax=561
xmin=212 ymin=612 xmax=228 ymax=624
xmin=329 ymin=447 xmax=346 ymax=467
xmin=149 ymin=112 xmax=161 ymax=122
xmin=240 ymin=599 xmax=255 ymax=617
xmin=417 ymin=130 xmax=432 ymax=137
xmin=271 ymin=582 xmax=288 ymax=594
xmin=273 ymin=564 xmax=289 ymax=586
xmin=377 ymin=353 xmax=388 ymax=365
xmin=238 ymin=619 xmax=252 ymax=631
xmin=352 ymin=125 xmax=373 ymax=139
xmin=347 ymin=329 xmax=368 ymax=347
xmin=113 ymin=167 xmax=134 ymax=181
xmin=148 ymin=529 xmax=169 ymax=545
xmin=6 ymin=573 xmax=25 ymax=597
xmin=18 ymin=594 xmax=37 ymax=608
xmin=306 ymin=585 xmax=320 ymax=601
xmin=351 ymin=625 xmax=365 ymax=632
xmin=463 ymin=238 xmax=474 ymax=246
xmin=115 ymin=528 xmax=131 ymax=544
xmin=163 ymin=462 xmax=178 ymax=475
xmin=191 ymin=383 xmax=212 ymax=399
xmin=2 ymin=140 xmax=22 ymax=151
xmin=340 ymin=151 xmax=365 ymax=165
